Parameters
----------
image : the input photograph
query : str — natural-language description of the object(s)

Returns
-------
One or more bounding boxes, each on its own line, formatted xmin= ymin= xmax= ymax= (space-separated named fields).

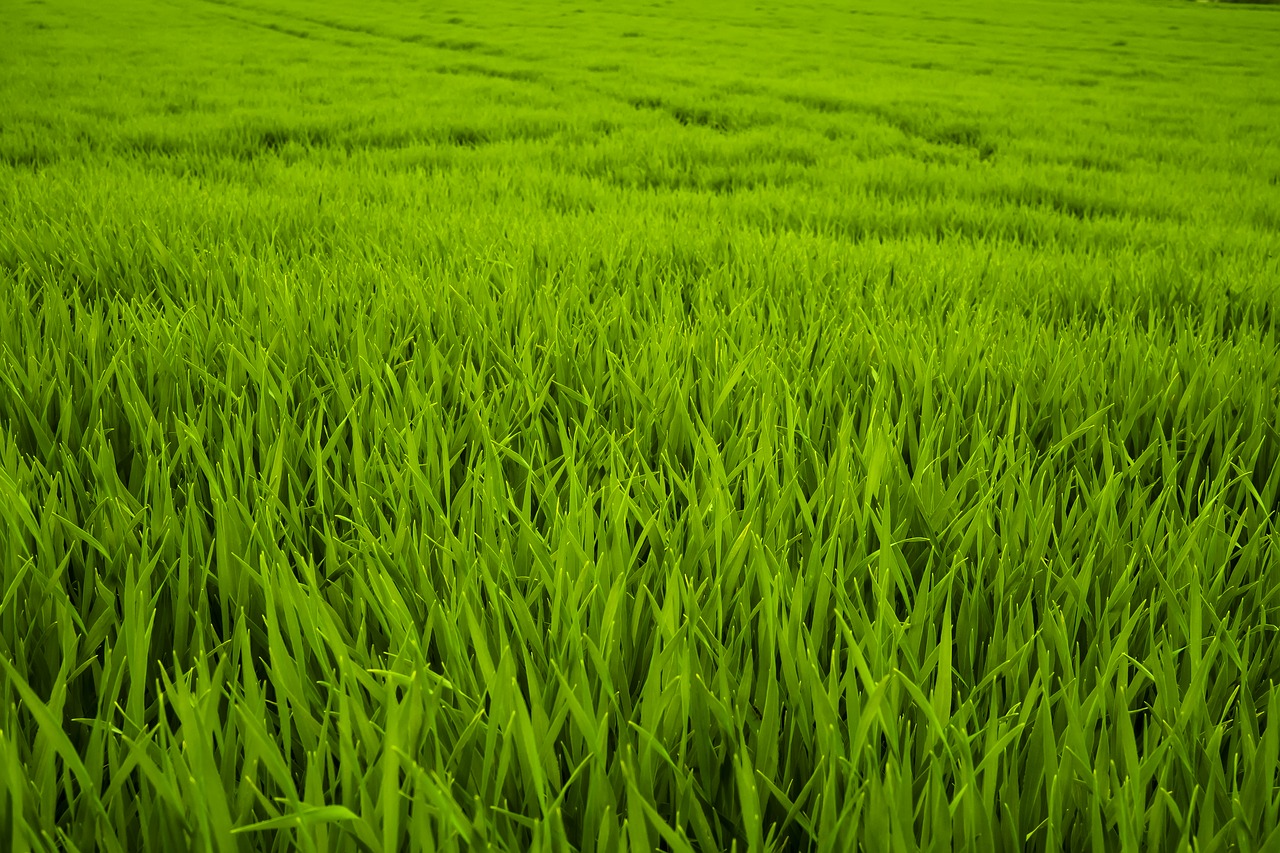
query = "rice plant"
xmin=2 ymin=0 xmax=1279 ymax=850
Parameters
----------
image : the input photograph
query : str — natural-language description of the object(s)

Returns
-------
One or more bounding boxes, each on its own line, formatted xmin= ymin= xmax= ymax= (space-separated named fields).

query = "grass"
xmin=1 ymin=0 xmax=1280 ymax=850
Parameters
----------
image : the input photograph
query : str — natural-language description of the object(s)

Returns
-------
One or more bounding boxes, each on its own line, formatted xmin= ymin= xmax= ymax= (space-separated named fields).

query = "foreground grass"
xmin=2 ymin=0 xmax=1280 ymax=850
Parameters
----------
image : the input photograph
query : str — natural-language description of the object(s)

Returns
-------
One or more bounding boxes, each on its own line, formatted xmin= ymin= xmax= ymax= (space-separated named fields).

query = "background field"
xmin=3 ymin=0 xmax=1280 ymax=850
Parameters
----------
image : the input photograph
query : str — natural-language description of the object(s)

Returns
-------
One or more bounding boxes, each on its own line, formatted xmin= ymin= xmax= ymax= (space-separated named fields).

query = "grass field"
xmin=3 ymin=0 xmax=1280 ymax=850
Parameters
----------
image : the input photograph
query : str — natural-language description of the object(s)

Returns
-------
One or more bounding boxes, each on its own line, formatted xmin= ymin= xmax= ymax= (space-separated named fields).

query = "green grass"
xmin=1 ymin=0 xmax=1280 ymax=850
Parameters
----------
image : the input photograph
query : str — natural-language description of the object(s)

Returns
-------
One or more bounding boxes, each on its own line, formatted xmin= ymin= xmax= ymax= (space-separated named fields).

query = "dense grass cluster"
xmin=3 ymin=0 xmax=1280 ymax=850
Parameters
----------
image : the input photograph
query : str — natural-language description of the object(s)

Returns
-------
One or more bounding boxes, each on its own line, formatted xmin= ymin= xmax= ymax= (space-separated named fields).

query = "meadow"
xmin=2 ymin=0 xmax=1280 ymax=849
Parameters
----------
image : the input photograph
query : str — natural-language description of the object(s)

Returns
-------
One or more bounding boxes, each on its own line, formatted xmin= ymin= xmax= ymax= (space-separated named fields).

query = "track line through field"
xmin=188 ymin=0 xmax=392 ymax=52
xmin=188 ymin=0 xmax=552 ymax=94
xmin=194 ymin=0 xmax=509 ymax=57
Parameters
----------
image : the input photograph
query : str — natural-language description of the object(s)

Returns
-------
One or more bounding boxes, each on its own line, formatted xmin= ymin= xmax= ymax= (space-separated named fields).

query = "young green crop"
xmin=1 ymin=0 xmax=1279 ymax=850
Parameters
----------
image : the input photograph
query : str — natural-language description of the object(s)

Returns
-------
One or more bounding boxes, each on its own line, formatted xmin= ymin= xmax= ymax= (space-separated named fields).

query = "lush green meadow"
xmin=2 ymin=0 xmax=1280 ymax=850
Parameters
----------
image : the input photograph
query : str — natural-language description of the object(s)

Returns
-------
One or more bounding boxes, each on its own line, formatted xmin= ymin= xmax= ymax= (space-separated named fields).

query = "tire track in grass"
xmin=196 ymin=0 xmax=509 ymax=56
xmin=194 ymin=0 xmax=548 ymax=90
xmin=191 ymin=0 xmax=379 ymax=50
